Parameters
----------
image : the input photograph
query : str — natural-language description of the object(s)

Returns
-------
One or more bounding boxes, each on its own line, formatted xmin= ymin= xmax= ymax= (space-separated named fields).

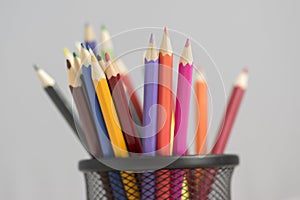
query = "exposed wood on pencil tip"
xmin=235 ymin=68 xmax=249 ymax=89
xmin=84 ymin=23 xmax=96 ymax=41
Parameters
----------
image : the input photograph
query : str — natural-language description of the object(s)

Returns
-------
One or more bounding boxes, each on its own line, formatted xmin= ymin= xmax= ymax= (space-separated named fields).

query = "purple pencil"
xmin=142 ymin=34 xmax=159 ymax=199
xmin=171 ymin=39 xmax=193 ymax=199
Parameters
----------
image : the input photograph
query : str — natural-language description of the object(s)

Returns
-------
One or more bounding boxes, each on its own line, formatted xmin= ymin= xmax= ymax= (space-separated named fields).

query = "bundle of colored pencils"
xmin=34 ymin=24 xmax=248 ymax=200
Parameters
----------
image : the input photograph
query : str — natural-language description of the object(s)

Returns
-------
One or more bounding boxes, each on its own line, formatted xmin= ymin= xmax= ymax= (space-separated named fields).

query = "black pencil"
xmin=34 ymin=65 xmax=85 ymax=141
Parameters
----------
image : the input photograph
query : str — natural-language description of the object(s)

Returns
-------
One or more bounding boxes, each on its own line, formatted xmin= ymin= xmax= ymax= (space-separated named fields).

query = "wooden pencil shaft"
xmin=45 ymin=85 xmax=80 ymax=138
xmin=195 ymin=81 xmax=208 ymax=154
xmin=71 ymin=86 xmax=102 ymax=158
xmin=212 ymin=86 xmax=245 ymax=154
xmin=108 ymin=74 xmax=142 ymax=154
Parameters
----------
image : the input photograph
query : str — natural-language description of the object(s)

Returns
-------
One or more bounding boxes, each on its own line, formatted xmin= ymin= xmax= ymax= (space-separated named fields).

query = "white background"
xmin=0 ymin=0 xmax=299 ymax=199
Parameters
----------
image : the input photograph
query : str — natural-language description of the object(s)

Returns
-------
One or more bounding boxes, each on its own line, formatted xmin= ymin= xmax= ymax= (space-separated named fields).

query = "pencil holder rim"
xmin=79 ymin=154 xmax=239 ymax=172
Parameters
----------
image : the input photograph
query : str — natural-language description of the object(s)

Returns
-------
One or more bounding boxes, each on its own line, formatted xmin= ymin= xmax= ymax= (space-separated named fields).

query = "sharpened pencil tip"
xmin=149 ymin=33 xmax=154 ymax=43
xmin=66 ymin=59 xmax=71 ymax=69
xmin=105 ymin=53 xmax=111 ymax=62
xmin=164 ymin=27 xmax=168 ymax=35
xmin=86 ymin=44 xmax=91 ymax=50
xmin=101 ymin=25 xmax=107 ymax=30
xmin=85 ymin=22 xmax=90 ymax=28
xmin=73 ymin=52 xmax=78 ymax=57
xmin=63 ymin=48 xmax=70 ymax=56
xmin=33 ymin=64 xmax=39 ymax=71
xmin=81 ymin=43 xmax=86 ymax=49
xmin=242 ymin=68 xmax=249 ymax=74
xmin=96 ymin=54 xmax=102 ymax=61
xmin=185 ymin=38 xmax=190 ymax=47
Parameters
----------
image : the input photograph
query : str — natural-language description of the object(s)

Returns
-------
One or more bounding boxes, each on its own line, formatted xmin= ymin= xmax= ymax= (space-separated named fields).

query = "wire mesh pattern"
xmin=82 ymin=166 xmax=235 ymax=200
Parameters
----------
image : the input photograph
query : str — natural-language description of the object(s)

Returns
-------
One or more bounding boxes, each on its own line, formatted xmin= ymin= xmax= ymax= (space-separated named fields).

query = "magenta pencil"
xmin=171 ymin=39 xmax=193 ymax=199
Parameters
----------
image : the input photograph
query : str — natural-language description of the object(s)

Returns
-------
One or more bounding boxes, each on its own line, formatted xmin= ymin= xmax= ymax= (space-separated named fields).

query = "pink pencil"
xmin=171 ymin=39 xmax=193 ymax=199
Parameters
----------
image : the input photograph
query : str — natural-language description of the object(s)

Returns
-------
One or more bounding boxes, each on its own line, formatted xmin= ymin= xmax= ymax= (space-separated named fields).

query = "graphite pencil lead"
xmin=185 ymin=38 xmax=190 ymax=47
xmin=96 ymin=54 xmax=102 ymax=61
xmin=81 ymin=43 xmax=87 ymax=49
xmin=149 ymin=33 xmax=154 ymax=43
xmin=66 ymin=59 xmax=72 ymax=69
xmin=105 ymin=52 xmax=111 ymax=62
xmin=101 ymin=24 xmax=107 ymax=30
xmin=164 ymin=26 xmax=168 ymax=35
xmin=63 ymin=48 xmax=71 ymax=56
xmin=33 ymin=64 xmax=39 ymax=71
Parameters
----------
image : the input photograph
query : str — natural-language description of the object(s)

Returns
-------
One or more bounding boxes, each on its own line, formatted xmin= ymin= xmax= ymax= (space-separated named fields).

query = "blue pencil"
xmin=77 ymin=45 xmax=113 ymax=157
xmin=80 ymin=44 xmax=128 ymax=200
xmin=141 ymin=34 xmax=159 ymax=199
xmin=84 ymin=23 xmax=98 ymax=55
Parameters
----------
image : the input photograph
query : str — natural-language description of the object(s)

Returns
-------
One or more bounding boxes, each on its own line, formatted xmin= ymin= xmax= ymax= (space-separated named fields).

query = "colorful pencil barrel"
xmin=141 ymin=34 xmax=159 ymax=199
xmin=171 ymin=39 xmax=193 ymax=199
xmin=212 ymin=69 xmax=248 ymax=154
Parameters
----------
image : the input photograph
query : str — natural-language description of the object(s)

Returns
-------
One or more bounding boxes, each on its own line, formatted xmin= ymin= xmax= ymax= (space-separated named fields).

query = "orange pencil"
xmin=157 ymin=27 xmax=173 ymax=156
xmin=188 ymin=71 xmax=208 ymax=200
xmin=156 ymin=27 xmax=173 ymax=200
xmin=195 ymin=71 xmax=208 ymax=154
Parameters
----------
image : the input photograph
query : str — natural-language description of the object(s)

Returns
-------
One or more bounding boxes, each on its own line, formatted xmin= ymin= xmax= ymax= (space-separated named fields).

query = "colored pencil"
xmin=195 ymin=71 xmax=208 ymax=154
xmin=92 ymin=53 xmax=128 ymax=157
xmin=199 ymin=69 xmax=248 ymax=199
xmin=100 ymin=25 xmax=114 ymax=59
xmin=187 ymin=70 xmax=208 ymax=200
xmin=157 ymin=27 xmax=173 ymax=156
xmin=142 ymin=34 xmax=159 ymax=155
xmin=141 ymin=34 xmax=159 ymax=200
xmin=115 ymin=59 xmax=143 ymax=124
xmin=78 ymin=45 xmax=114 ymax=157
xmin=66 ymin=58 xmax=102 ymax=158
xmin=212 ymin=68 xmax=248 ymax=154
xmin=103 ymin=53 xmax=143 ymax=154
xmin=84 ymin=23 xmax=98 ymax=55
xmin=155 ymin=27 xmax=173 ymax=200
xmin=97 ymin=54 xmax=140 ymax=199
xmin=33 ymin=65 xmax=85 ymax=143
xmin=171 ymin=39 xmax=194 ymax=199
xmin=76 ymin=47 xmax=128 ymax=200
xmin=100 ymin=25 xmax=143 ymax=124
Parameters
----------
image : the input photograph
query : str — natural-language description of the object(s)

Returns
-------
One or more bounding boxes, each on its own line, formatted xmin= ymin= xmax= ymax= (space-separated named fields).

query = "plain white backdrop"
xmin=1 ymin=0 xmax=299 ymax=199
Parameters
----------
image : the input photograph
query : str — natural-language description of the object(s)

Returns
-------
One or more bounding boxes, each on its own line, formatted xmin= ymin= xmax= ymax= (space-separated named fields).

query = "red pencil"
xmin=102 ymin=53 xmax=143 ymax=154
xmin=212 ymin=68 xmax=249 ymax=154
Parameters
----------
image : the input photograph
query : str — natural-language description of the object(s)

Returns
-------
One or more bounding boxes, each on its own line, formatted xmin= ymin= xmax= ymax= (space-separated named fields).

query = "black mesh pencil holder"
xmin=79 ymin=155 xmax=239 ymax=200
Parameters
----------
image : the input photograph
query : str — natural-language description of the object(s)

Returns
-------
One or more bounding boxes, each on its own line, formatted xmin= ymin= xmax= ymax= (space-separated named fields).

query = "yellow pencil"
xmin=90 ymin=50 xmax=139 ymax=199
xmin=90 ymin=50 xmax=127 ymax=157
